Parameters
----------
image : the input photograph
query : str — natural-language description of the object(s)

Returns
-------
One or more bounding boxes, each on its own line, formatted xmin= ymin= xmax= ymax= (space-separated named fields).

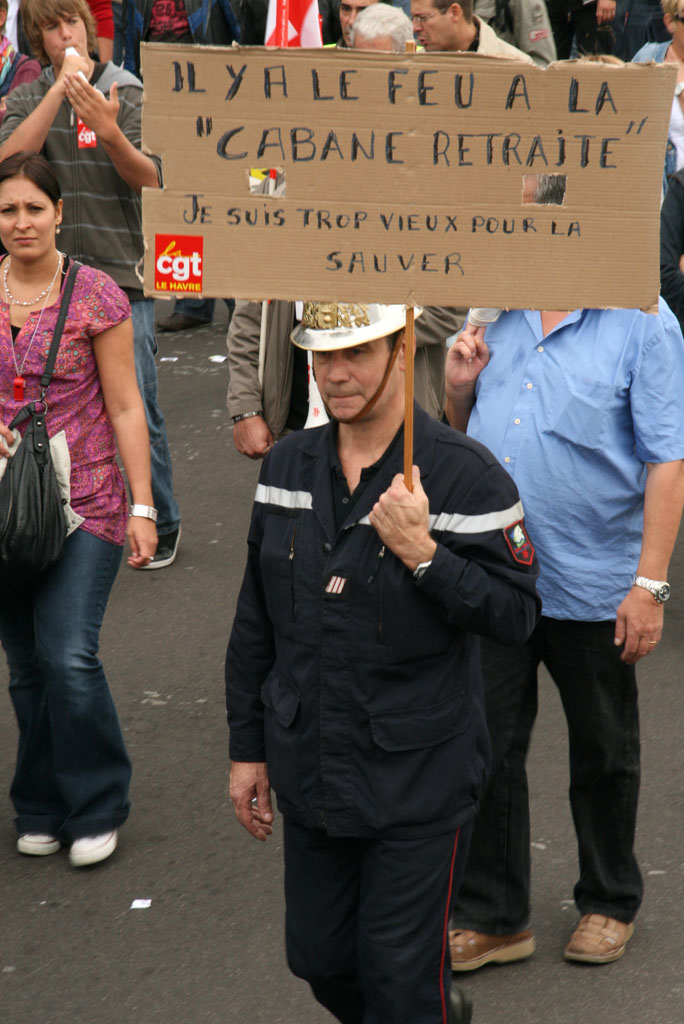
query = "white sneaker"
xmin=17 ymin=833 xmax=61 ymax=856
xmin=69 ymin=830 xmax=118 ymax=867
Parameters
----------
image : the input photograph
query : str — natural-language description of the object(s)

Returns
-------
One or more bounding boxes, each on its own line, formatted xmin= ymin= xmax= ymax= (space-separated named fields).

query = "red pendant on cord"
xmin=13 ymin=375 xmax=25 ymax=401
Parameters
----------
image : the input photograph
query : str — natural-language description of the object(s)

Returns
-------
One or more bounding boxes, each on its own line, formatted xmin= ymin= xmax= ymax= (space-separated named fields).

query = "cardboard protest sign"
xmin=141 ymin=45 xmax=674 ymax=309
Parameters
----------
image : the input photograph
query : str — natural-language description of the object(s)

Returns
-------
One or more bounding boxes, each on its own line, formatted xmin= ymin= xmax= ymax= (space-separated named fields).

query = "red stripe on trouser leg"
xmin=439 ymin=828 xmax=460 ymax=1024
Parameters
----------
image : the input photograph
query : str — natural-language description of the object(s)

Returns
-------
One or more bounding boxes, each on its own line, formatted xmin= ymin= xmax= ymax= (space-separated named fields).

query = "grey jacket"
xmin=0 ymin=63 xmax=162 ymax=293
xmin=226 ymin=302 xmax=466 ymax=437
xmin=475 ymin=0 xmax=557 ymax=66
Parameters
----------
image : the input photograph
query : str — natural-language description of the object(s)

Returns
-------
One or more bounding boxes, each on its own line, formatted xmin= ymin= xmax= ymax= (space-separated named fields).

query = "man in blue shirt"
xmin=443 ymin=303 xmax=684 ymax=968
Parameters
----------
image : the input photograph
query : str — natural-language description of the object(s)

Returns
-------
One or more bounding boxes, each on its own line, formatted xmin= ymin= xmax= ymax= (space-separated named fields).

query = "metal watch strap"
xmin=130 ymin=504 xmax=158 ymax=522
xmin=632 ymin=575 xmax=670 ymax=603
xmin=231 ymin=411 xmax=262 ymax=424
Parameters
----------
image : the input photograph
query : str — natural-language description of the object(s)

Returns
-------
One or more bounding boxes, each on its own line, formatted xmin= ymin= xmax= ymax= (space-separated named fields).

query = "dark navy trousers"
xmin=283 ymin=815 xmax=473 ymax=1024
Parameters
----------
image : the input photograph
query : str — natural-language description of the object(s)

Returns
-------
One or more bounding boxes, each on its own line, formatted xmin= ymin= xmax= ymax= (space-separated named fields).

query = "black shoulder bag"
xmin=0 ymin=262 xmax=80 ymax=587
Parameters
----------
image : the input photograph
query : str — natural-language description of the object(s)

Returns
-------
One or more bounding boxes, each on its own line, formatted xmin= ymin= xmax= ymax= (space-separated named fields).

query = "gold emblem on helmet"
xmin=301 ymin=302 xmax=371 ymax=330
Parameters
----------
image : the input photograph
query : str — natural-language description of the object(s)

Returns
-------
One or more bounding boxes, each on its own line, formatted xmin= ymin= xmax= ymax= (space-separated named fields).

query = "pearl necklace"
xmin=4 ymin=251 xmax=63 ymax=307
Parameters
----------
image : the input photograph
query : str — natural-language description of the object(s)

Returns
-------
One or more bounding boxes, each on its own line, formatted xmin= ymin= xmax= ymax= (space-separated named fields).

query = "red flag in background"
xmin=265 ymin=0 xmax=323 ymax=46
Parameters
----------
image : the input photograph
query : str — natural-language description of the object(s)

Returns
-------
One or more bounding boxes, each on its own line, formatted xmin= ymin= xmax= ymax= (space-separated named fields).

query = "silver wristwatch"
xmin=632 ymin=575 xmax=671 ymax=604
xmin=413 ymin=560 xmax=433 ymax=581
xmin=130 ymin=504 xmax=158 ymax=522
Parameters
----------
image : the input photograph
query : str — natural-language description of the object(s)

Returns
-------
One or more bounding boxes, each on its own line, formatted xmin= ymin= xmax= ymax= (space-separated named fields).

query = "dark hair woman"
xmin=0 ymin=151 xmax=157 ymax=867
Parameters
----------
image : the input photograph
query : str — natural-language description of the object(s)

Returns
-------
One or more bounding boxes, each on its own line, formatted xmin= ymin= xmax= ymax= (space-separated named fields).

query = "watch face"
xmin=657 ymin=583 xmax=671 ymax=602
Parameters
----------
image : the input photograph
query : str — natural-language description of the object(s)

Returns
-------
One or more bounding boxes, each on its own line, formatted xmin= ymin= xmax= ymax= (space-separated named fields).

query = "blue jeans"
xmin=174 ymin=297 xmax=215 ymax=321
xmin=131 ymin=299 xmax=180 ymax=536
xmin=452 ymin=618 xmax=642 ymax=933
xmin=112 ymin=0 xmax=124 ymax=64
xmin=617 ymin=0 xmax=669 ymax=59
xmin=0 ymin=529 xmax=130 ymax=842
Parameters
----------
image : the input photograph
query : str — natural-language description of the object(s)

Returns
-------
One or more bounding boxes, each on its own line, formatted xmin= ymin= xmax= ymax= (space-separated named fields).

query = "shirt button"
xmin=342 ymin=497 xmax=349 ymax=504
xmin=504 ymin=456 xmax=511 ymax=463
xmin=537 ymin=345 xmax=544 ymax=352
xmin=514 ymin=418 xmax=521 ymax=425
xmin=323 ymin=542 xmax=332 ymax=553
xmin=526 ymin=382 xmax=533 ymax=389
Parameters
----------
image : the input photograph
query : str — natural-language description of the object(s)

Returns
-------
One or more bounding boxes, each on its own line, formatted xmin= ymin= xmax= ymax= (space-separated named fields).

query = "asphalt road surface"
xmin=2 ymin=317 xmax=683 ymax=1024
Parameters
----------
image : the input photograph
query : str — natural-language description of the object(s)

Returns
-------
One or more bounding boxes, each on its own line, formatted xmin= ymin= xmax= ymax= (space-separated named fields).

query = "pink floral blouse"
xmin=1 ymin=262 xmax=132 ymax=546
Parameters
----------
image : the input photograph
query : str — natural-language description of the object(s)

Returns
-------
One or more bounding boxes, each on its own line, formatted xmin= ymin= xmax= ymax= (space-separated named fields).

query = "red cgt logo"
xmin=154 ymin=234 xmax=203 ymax=293
xmin=77 ymin=117 xmax=97 ymax=148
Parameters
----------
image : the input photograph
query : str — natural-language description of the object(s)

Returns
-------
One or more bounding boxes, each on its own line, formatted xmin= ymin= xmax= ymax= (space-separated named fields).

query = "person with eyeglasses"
xmin=410 ymin=0 xmax=533 ymax=58
xmin=632 ymin=0 xmax=684 ymax=197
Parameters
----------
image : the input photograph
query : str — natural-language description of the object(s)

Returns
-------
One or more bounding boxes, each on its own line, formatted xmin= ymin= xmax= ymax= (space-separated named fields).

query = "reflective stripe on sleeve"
xmin=254 ymin=483 xmax=313 ymax=511
xmin=356 ymin=500 xmax=524 ymax=534
xmin=430 ymin=501 xmax=524 ymax=535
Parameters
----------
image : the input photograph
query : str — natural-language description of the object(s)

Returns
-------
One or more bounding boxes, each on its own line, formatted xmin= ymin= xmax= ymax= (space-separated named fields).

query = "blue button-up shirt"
xmin=468 ymin=303 xmax=684 ymax=620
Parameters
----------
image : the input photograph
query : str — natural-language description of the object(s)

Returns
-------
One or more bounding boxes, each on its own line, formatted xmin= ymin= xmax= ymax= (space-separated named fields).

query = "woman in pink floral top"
xmin=0 ymin=152 xmax=157 ymax=868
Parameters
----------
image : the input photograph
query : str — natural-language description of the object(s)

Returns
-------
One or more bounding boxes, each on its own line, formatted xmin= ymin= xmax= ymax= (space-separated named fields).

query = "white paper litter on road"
xmin=209 ymin=355 xmax=227 ymax=363
xmin=130 ymin=899 xmax=152 ymax=909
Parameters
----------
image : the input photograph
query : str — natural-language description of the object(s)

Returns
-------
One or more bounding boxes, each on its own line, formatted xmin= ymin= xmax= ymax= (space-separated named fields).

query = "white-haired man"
xmin=350 ymin=2 xmax=415 ymax=49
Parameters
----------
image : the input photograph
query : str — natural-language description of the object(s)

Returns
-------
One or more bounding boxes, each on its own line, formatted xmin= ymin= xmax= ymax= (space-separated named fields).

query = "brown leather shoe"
xmin=449 ymin=929 xmax=536 ymax=971
xmin=564 ymin=914 xmax=635 ymax=964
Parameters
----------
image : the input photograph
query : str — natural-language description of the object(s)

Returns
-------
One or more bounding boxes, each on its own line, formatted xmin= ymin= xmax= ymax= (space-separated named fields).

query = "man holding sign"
xmin=226 ymin=302 xmax=540 ymax=1023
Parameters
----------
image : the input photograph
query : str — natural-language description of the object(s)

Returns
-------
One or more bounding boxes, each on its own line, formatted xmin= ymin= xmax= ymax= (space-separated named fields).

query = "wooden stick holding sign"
xmin=402 ymin=38 xmax=417 ymax=494
xmin=403 ymin=306 xmax=415 ymax=492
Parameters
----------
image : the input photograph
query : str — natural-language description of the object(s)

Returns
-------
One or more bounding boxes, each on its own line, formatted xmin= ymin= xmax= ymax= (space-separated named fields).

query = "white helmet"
xmin=291 ymin=302 xmax=421 ymax=351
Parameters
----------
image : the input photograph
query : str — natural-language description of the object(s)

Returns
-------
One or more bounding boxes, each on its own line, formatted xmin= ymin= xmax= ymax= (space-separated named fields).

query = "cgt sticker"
xmin=154 ymin=234 xmax=203 ymax=293
xmin=77 ymin=117 xmax=97 ymax=148
xmin=504 ymin=520 xmax=535 ymax=565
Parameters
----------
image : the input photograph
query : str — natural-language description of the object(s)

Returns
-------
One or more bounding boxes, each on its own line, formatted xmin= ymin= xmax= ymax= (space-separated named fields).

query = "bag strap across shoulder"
xmin=8 ymin=261 xmax=81 ymax=431
xmin=39 ymin=260 xmax=81 ymax=393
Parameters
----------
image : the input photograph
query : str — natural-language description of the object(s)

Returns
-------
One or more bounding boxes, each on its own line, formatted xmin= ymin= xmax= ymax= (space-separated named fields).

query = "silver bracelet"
xmin=231 ymin=411 xmax=262 ymax=424
xmin=130 ymin=504 xmax=158 ymax=522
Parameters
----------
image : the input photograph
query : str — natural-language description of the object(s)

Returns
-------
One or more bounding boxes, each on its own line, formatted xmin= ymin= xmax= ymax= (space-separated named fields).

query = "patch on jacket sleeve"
xmin=324 ymin=573 xmax=349 ymax=598
xmin=504 ymin=520 xmax=535 ymax=565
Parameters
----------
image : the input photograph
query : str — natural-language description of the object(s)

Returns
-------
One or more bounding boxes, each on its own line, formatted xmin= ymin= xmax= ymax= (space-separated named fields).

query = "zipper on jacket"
xmin=67 ymin=98 xmax=83 ymax=262
xmin=289 ymin=523 xmax=298 ymax=619
xmin=367 ymin=544 xmax=385 ymax=584
xmin=368 ymin=545 xmax=386 ymax=640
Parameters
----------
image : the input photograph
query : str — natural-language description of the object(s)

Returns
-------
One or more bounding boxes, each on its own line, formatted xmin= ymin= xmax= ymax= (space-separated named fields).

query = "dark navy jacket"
xmin=226 ymin=405 xmax=540 ymax=839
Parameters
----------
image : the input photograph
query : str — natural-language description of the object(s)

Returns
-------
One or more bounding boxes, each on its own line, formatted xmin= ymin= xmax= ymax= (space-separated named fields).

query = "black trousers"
xmin=453 ymin=619 xmax=642 ymax=935
xmin=283 ymin=816 xmax=473 ymax=1024
xmin=547 ymin=0 xmax=616 ymax=59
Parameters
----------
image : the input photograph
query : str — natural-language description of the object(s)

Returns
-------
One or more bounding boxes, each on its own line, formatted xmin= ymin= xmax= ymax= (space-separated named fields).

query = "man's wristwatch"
xmin=231 ymin=411 xmax=262 ymax=425
xmin=413 ymin=560 xmax=433 ymax=581
xmin=632 ymin=575 xmax=671 ymax=604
